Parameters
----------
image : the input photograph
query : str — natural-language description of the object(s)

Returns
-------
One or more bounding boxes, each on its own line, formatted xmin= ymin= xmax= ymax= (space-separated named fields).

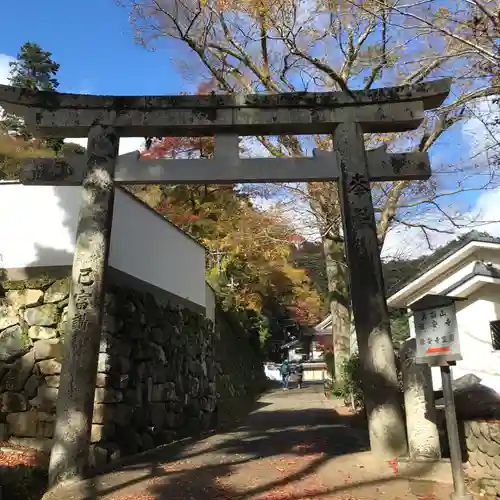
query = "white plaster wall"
xmin=409 ymin=285 xmax=500 ymax=392
xmin=0 ymin=184 xmax=207 ymax=308
xmin=472 ymin=248 xmax=500 ymax=267
xmin=0 ymin=184 xmax=81 ymax=268
xmin=389 ymin=242 xmax=500 ymax=308
xmin=110 ymin=189 xmax=206 ymax=307
xmin=205 ymin=283 xmax=216 ymax=323
xmin=406 ymin=258 xmax=477 ymax=306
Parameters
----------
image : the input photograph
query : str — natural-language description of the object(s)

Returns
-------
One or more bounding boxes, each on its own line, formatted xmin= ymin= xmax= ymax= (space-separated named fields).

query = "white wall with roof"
xmin=396 ymin=242 xmax=500 ymax=393
xmin=0 ymin=183 xmax=207 ymax=308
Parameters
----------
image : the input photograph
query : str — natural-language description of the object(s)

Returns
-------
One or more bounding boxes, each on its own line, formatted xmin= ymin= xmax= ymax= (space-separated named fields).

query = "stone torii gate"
xmin=0 ymin=79 xmax=451 ymax=486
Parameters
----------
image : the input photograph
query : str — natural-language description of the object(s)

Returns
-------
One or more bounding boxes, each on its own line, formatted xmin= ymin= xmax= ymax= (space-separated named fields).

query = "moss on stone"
xmin=19 ymin=324 xmax=32 ymax=348
xmin=2 ymin=275 xmax=56 ymax=291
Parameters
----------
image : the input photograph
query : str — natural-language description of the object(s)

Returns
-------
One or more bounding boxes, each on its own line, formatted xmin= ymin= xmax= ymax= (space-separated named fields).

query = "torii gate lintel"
xmin=0 ymin=79 xmax=450 ymax=137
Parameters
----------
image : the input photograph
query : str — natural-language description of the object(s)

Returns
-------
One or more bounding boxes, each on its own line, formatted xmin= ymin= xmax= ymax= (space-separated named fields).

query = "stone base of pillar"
xmin=401 ymin=338 xmax=441 ymax=462
xmin=397 ymin=456 xmax=453 ymax=484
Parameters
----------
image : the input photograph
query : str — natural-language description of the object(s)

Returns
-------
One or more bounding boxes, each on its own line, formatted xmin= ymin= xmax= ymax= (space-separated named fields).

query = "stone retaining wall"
xmin=0 ymin=275 xmax=264 ymax=468
xmin=463 ymin=419 xmax=500 ymax=497
xmin=0 ymin=278 xmax=69 ymax=451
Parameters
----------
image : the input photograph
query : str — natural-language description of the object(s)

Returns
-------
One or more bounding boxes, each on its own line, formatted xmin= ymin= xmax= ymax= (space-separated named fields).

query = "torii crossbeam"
xmin=19 ymin=135 xmax=430 ymax=185
xmin=0 ymin=79 xmax=451 ymax=487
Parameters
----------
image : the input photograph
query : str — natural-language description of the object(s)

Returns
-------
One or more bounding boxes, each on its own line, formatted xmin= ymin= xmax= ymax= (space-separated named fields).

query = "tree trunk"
xmin=322 ymin=235 xmax=350 ymax=381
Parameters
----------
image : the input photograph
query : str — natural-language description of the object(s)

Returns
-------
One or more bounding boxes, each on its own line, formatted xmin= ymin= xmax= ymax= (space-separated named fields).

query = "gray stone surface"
xmin=0 ymin=304 xmax=19 ymax=331
xmin=94 ymin=373 xmax=109 ymax=387
xmin=97 ymin=353 xmax=114 ymax=373
xmin=24 ymin=304 xmax=59 ymax=326
xmin=90 ymin=423 xmax=115 ymax=443
xmin=3 ymin=350 xmax=35 ymax=391
xmin=455 ymin=384 xmax=500 ymax=420
xmin=464 ymin=419 xmax=500 ymax=494
xmin=34 ymin=339 xmax=63 ymax=360
xmin=401 ymin=338 xmax=440 ymax=461
xmin=92 ymin=404 xmax=114 ymax=424
xmin=37 ymin=359 xmax=62 ymax=375
xmin=0 ymin=276 xmax=263 ymax=482
xmin=6 ymin=411 xmax=38 ymax=437
xmin=94 ymin=388 xmax=123 ymax=404
xmin=24 ymin=374 xmax=41 ymax=398
xmin=1 ymin=392 xmax=27 ymax=412
xmin=6 ymin=289 xmax=43 ymax=308
xmin=0 ymin=324 xmax=25 ymax=361
xmin=31 ymin=385 xmax=59 ymax=412
xmin=44 ymin=279 xmax=70 ymax=303
xmin=335 ymin=121 xmax=407 ymax=458
xmin=88 ymin=444 xmax=108 ymax=469
xmin=38 ymin=419 xmax=55 ymax=438
xmin=45 ymin=375 xmax=61 ymax=388
xmin=29 ymin=326 xmax=58 ymax=340
xmin=0 ymin=79 xmax=450 ymax=137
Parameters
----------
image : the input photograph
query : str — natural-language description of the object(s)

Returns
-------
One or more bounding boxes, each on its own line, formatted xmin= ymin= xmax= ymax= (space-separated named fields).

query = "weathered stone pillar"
xmin=334 ymin=121 xmax=408 ymax=458
xmin=401 ymin=338 xmax=441 ymax=461
xmin=49 ymin=125 xmax=119 ymax=487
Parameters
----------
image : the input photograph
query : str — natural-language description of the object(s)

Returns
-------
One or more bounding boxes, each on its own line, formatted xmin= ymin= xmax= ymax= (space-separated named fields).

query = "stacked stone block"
xmin=0 ymin=276 xmax=263 ymax=468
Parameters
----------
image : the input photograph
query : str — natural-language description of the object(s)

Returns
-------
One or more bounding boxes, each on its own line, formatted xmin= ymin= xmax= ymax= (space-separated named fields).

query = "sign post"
xmin=410 ymin=294 xmax=473 ymax=500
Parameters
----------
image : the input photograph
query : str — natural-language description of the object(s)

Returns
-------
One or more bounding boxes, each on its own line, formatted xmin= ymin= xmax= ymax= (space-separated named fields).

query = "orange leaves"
xmin=388 ymin=458 xmax=399 ymax=473
xmin=140 ymin=136 xmax=214 ymax=161
xmin=0 ymin=442 xmax=47 ymax=468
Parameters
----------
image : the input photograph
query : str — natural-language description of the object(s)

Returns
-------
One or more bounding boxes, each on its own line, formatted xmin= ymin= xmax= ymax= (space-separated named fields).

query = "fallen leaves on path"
xmin=388 ymin=458 xmax=399 ymax=473
xmin=0 ymin=445 xmax=46 ymax=467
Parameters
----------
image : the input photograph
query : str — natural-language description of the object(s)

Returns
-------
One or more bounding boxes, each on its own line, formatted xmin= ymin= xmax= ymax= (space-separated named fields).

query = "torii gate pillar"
xmin=334 ymin=122 xmax=407 ymax=457
xmin=48 ymin=125 xmax=119 ymax=486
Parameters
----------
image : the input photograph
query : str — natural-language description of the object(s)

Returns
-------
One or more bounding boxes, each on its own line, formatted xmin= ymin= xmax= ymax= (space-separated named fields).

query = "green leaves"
xmin=8 ymin=42 xmax=60 ymax=92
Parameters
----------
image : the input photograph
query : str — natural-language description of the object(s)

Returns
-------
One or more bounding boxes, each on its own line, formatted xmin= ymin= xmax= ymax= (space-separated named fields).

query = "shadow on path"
xmin=43 ymin=386 xmax=452 ymax=500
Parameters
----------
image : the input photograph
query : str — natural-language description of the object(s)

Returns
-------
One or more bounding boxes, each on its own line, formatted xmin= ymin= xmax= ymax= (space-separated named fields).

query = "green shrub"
xmin=329 ymin=353 xmax=364 ymax=411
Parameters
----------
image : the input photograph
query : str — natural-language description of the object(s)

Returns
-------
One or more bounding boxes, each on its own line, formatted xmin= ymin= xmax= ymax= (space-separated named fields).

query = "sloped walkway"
xmin=43 ymin=386 xmax=453 ymax=500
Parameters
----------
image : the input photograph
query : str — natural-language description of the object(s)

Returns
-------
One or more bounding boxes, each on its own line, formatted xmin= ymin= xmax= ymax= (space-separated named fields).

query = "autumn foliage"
xmin=131 ymin=91 xmax=321 ymax=337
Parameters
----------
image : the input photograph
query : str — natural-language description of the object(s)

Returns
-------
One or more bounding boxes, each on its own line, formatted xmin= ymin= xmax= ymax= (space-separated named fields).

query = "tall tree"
xmin=5 ymin=42 xmax=63 ymax=153
xmin=8 ymin=42 xmax=60 ymax=91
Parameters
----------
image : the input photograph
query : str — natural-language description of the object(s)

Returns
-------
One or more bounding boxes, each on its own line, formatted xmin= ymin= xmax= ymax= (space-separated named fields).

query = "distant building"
xmin=309 ymin=314 xmax=358 ymax=359
xmin=279 ymin=339 xmax=328 ymax=382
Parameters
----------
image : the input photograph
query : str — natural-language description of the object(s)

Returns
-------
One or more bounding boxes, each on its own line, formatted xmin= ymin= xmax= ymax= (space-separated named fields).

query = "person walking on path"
xmin=296 ymin=362 xmax=304 ymax=389
xmin=280 ymin=359 xmax=290 ymax=390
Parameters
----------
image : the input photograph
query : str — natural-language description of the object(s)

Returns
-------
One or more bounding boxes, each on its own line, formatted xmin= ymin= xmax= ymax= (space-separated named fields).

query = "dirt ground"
xmin=42 ymin=385 xmax=458 ymax=500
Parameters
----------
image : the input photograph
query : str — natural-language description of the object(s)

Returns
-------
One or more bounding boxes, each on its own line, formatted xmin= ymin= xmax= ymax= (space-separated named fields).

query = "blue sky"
xmin=0 ymin=0 xmax=190 ymax=96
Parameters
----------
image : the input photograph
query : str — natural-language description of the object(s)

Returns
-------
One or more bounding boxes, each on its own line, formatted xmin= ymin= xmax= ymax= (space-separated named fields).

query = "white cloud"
xmin=0 ymin=53 xmax=14 ymax=85
xmin=0 ymin=54 xmax=14 ymax=120
xmin=382 ymin=97 xmax=500 ymax=260
xmin=382 ymin=186 xmax=500 ymax=260
xmin=65 ymin=137 xmax=146 ymax=155
xmin=461 ymin=98 xmax=500 ymax=166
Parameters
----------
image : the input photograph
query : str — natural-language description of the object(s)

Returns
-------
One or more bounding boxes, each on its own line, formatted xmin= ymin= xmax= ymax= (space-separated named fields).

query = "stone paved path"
xmin=43 ymin=386 xmax=455 ymax=500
